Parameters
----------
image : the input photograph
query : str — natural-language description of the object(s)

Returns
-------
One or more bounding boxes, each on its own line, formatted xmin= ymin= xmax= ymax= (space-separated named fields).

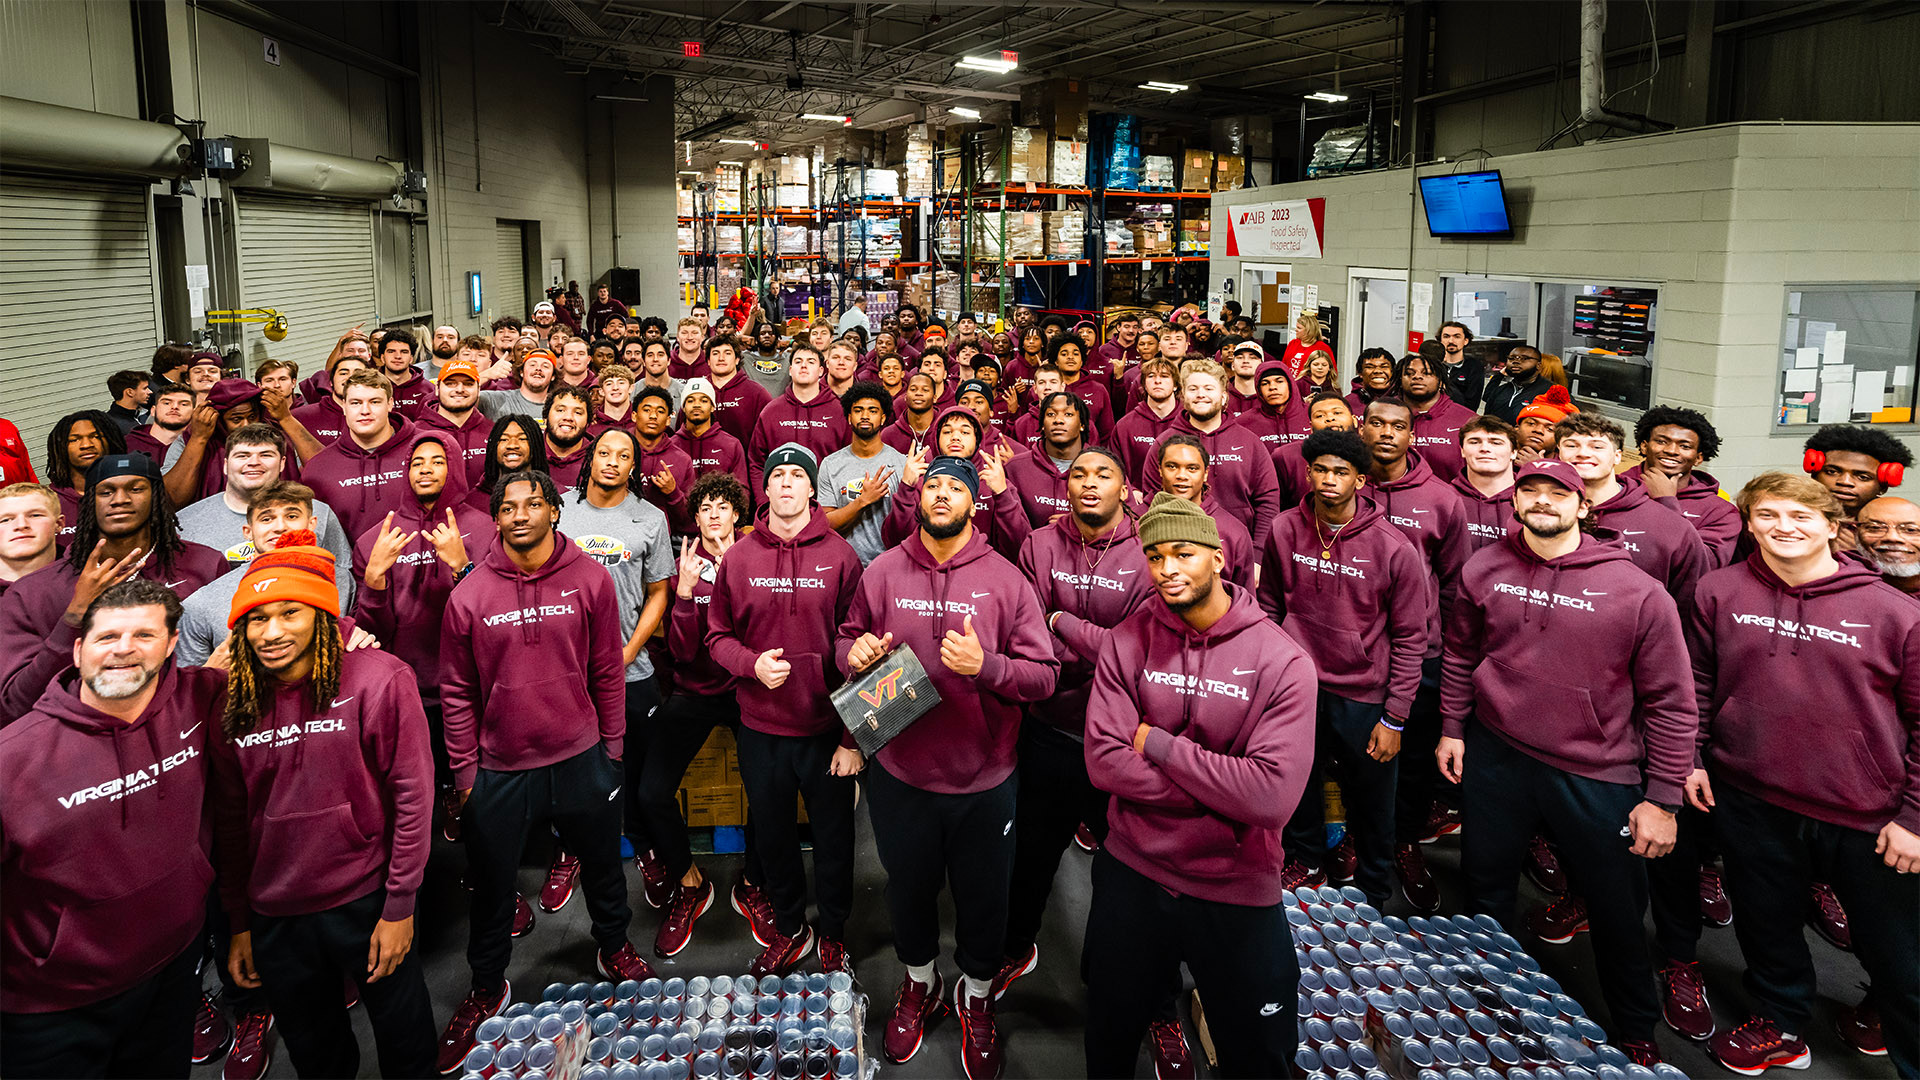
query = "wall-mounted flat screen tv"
xmin=1420 ymin=170 xmax=1513 ymax=236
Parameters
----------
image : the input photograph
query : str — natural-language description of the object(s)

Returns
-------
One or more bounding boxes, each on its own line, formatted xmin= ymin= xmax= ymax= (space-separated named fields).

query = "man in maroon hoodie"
xmin=540 ymin=385 xmax=594 ymax=488
xmin=1004 ymin=392 xmax=1086 ymax=528
xmin=375 ymin=330 xmax=437 ymax=419
xmin=1625 ymin=406 xmax=1742 ymax=568
xmin=632 ymin=388 xmax=695 ymax=531
xmin=1435 ymin=458 xmax=1696 ymax=1068
xmin=213 ymin=533 xmax=436 ymax=1078
xmin=300 ymin=371 xmax=417 ymax=543
xmin=1139 ymin=358 xmax=1283 ymax=556
xmin=705 ymin=336 xmax=773 ymax=447
xmin=1111 ymin=358 xmax=1180 ymax=481
xmin=1555 ymin=414 xmax=1708 ymax=617
xmin=415 ymin=354 xmax=491 ymax=487
xmin=0 ymin=580 xmax=225 ymax=1077
xmin=1150 ymin=436 xmax=1256 ymax=591
xmin=1397 ymin=351 xmax=1476 ymax=483
xmin=706 ymin=444 xmax=864 ymax=978
xmin=880 ymin=407 xmax=1032 ymax=560
xmin=289 ymin=352 xmax=372 ymax=448
xmin=1258 ymin=428 xmax=1433 ymax=906
xmin=839 ymin=456 xmax=1058 ymax=1080
xmin=1687 ymin=472 xmax=1920 ymax=1078
xmin=747 ymin=348 xmax=851 ymax=493
xmin=435 ymin=469 xmax=654 ymax=1071
xmin=1234 ymin=359 xmax=1310 ymax=453
xmin=671 ymin=378 xmax=749 ymax=492
xmin=1452 ymin=415 xmax=1519 ymax=553
xmin=1082 ymin=492 xmax=1317 ymax=1080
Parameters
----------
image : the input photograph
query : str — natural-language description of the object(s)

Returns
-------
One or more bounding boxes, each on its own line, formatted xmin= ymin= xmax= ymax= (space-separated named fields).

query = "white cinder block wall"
xmin=1211 ymin=122 xmax=1919 ymax=500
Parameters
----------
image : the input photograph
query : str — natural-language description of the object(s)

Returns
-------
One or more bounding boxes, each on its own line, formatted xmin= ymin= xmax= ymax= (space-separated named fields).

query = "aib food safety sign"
xmin=1223 ymin=198 xmax=1327 ymax=259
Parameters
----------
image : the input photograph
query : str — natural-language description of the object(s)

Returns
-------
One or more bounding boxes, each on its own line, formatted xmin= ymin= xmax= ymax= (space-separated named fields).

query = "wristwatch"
xmin=1652 ymin=800 xmax=1682 ymax=815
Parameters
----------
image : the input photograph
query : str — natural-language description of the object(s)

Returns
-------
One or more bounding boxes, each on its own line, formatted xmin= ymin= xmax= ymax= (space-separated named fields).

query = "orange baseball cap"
xmin=439 ymin=359 xmax=482 ymax=383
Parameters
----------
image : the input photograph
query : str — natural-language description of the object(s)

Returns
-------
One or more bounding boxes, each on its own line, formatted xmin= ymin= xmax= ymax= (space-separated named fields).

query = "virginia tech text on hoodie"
xmin=299 ymin=417 xmax=419 ymax=542
xmin=1449 ymin=473 xmax=1515 ymax=554
xmin=747 ymin=389 xmax=852 ymax=493
xmin=1016 ymin=513 xmax=1154 ymax=727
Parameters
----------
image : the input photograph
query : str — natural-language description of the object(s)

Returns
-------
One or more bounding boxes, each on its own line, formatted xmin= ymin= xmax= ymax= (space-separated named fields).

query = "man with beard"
xmin=301 ymin=371 xmax=418 ymax=542
xmin=540 ymin=386 xmax=595 ymax=488
xmin=1625 ymin=406 xmax=1742 ymax=567
xmin=670 ymin=378 xmax=748 ymax=491
xmin=896 ymin=303 xmax=928 ymax=355
xmin=530 ymin=300 xmax=560 ymax=344
xmin=126 ymin=381 xmax=196 ymax=466
xmin=1434 ymin=320 xmax=1484 ymax=409
xmin=706 ymin=337 xmax=774 ymax=446
xmin=1005 ymin=392 xmax=1087 ymax=528
xmin=1258 ymin=429 xmax=1432 ymax=907
xmin=631 ymin=388 xmax=695 ymax=530
xmin=1856 ymin=496 xmax=1920 ymax=598
xmin=1152 ymin=436 xmax=1255 ymax=590
xmin=0 ymin=484 xmax=60 ymax=599
xmin=0 ymin=580 xmax=226 ymax=1077
xmin=1082 ymin=493 xmax=1316 ymax=1080
xmin=0 ymin=452 xmax=226 ymax=723
xmin=43 ymin=410 xmax=124 ymax=544
xmin=839 ymin=456 xmax=1057 ymax=1080
xmin=1095 ymin=313 xmax=1141 ymax=386
xmin=428 ymin=324 xmax=461 ymax=371
xmin=1397 ymin=351 xmax=1476 ymax=483
xmin=1515 ymin=386 xmax=1577 ymax=461
xmin=881 ymin=372 xmax=940 ymax=453
xmin=743 ymin=321 xmax=790 ymax=397
xmin=880 ymin=406 xmax=1031 ymax=559
xmin=749 ymin=347 xmax=850 ymax=492
xmin=175 ymin=424 xmax=352 ymax=576
xmin=212 ymin=532 xmax=436 ymax=1079
xmin=1234 ymin=359 xmax=1309 ymax=453
xmin=1480 ymin=344 xmax=1554 ymax=424
xmin=478 ymin=349 xmax=557 ymax=423
xmin=376 ymin=330 xmax=437 ymax=419
xmin=1800 ymin=423 xmax=1914 ymax=529
xmin=818 ymin=382 xmax=905 ymax=566
xmin=1111 ymin=358 xmax=1180 ymax=481
xmin=416 ymin=351 xmax=491 ymax=486
xmin=1141 ymin=360 xmax=1283 ymax=555
xmin=1555 ymin=414 xmax=1708 ymax=614
xmin=1436 ymin=458 xmax=1695 ymax=1069
xmin=1452 ymin=415 xmax=1520 ymax=553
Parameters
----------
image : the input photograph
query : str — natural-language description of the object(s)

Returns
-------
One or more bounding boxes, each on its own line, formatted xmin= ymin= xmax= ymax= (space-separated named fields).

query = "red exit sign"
xmin=682 ymin=41 xmax=703 ymax=57
xmin=1000 ymin=50 xmax=1019 ymax=64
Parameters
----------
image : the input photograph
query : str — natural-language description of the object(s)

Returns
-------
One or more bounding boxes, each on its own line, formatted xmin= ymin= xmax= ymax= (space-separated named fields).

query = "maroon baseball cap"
xmin=1513 ymin=458 xmax=1584 ymax=492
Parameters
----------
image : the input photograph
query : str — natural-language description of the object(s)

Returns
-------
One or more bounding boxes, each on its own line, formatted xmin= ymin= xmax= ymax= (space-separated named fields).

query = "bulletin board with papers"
xmin=1775 ymin=285 xmax=1920 ymax=427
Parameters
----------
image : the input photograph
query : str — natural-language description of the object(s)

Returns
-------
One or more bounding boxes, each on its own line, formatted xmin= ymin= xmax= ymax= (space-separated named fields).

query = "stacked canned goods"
xmin=1284 ymin=885 xmax=1690 ymax=1080
xmin=454 ymin=973 xmax=865 ymax=1080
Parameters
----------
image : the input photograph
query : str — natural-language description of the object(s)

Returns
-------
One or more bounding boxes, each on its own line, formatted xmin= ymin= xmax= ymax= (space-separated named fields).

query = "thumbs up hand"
xmin=941 ymin=613 xmax=985 ymax=676
xmin=755 ymin=647 xmax=791 ymax=688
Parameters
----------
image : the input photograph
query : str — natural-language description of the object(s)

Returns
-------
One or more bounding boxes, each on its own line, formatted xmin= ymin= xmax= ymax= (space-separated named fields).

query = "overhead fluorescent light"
xmin=718 ymin=160 xmax=744 ymax=166
xmin=800 ymin=113 xmax=852 ymax=123
xmin=594 ymin=94 xmax=650 ymax=103
xmin=677 ymin=170 xmax=700 ymax=175
xmin=950 ymin=106 xmax=981 ymax=119
xmin=1139 ymin=81 xmax=1189 ymax=93
xmin=718 ymin=137 xmax=758 ymax=145
xmin=956 ymin=54 xmax=1016 ymax=74
xmin=1306 ymin=90 xmax=1350 ymax=103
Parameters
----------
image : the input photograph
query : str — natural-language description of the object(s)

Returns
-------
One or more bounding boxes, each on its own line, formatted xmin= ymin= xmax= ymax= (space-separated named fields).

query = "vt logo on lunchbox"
xmin=857 ymin=667 xmax=906 ymax=709
xmin=831 ymin=645 xmax=941 ymax=756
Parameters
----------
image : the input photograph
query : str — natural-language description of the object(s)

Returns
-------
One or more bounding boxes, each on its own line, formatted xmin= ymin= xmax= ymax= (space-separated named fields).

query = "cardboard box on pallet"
xmin=680 ymin=727 xmax=737 ymax=789
xmin=1128 ymin=222 xmax=1174 ymax=255
xmin=1181 ymin=150 xmax=1214 ymax=192
xmin=1213 ymin=154 xmax=1245 ymax=191
xmin=1052 ymin=140 xmax=1087 ymax=187
xmin=1042 ymin=210 xmax=1085 ymax=258
xmin=683 ymin=786 xmax=746 ymax=828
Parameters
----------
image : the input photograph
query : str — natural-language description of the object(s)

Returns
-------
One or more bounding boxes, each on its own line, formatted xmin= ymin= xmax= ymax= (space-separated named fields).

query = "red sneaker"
xmin=1711 ymin=1017 xmax=1811 ymax=1075
xmin=1700 ymin=865 xmax=1733 ymax=927
xmin=1074 ymin=822 xmax=1100 ymax=852
xmin=637 ymin=849 xmax=676 ymax=910
xmin=883 ymin=971 xmax=945 ymax=1064
xmin=1327 ymin=835 xmax=1357 ymax=883
xmin=731 ymin=878 xmax=778 ymax=948
xmin=192 ymin=991 xmax=232 ymax=1063
xmin=1658 ymin=960 xmax=1715 ymax=1041
xmin=991 ymin=942 xmax=1038 ymax=1000
xmin=1148 ymin=1018 xmax=1194 ymax=1080
xmin=1527 ymin=893 xmax=1590 ymax=944
xmin=1418 ymin=801 xmax=1461 ymax=843
xmin=222 ymin=1011 xmax=274 ymax=1080
xmin=1396 ymin=843 xmax=1440 ymax=913
xmin=817 ymin=935 xmax=854 ymax=978
xmin=953 ymin=978 xmax=1005 ymax=1079
xmin=599 ymin=942 xmax=657 ymax=983
xmin=1525 ymin=834 xmax=1567 ymax=894
xmin=749 ymin=926 xmax=815 ymax=979
xmin=1281 ymin=860 xmax=1326 ymax=892
xmin=344 ymin=978 xmax=359 ymax=1010
xmin=511 ymin=892 xmax=536 ymax=938
xmin=653 ymin=878 xmax=714 ymax=958
xmin=435 ymin=982 xmax=508 ymax=1075
xmin=1835 ymin=997 xmax=1886 ymax=1057
xmin=539 ymin=849 xmax=580 ymax=912
xmin=1807 ymin=882 xmax=1850 ymax=950
xmin=1621 ymin=1039 xmax=1664 ymax=1067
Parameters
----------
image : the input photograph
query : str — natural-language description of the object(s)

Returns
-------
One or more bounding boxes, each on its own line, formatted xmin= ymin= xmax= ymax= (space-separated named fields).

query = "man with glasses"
xmin=1856 ymin=497 xmax=1920 ymax=599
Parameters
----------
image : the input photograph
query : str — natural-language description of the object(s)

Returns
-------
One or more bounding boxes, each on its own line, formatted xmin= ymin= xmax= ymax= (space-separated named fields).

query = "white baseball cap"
xmin=533 ymin=300 xmax=556 ymax=314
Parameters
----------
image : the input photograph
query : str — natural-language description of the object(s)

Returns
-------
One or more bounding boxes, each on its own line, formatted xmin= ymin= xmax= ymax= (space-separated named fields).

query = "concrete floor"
xmin=193 ymin=805 xmax=1897 ymax=1079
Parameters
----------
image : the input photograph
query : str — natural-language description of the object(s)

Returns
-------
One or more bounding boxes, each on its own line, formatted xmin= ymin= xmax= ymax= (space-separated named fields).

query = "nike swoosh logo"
xmin=165 ymin=580 xmax=187 ymax=589
xmin=1840 ymin=620 xmax=1870 ymax=628
xmin=1117 ymin=568 xmax=1136 ymax=575
xmin=609 ymin=787 xmax=620 ymax=801
xmin=814 ymin=565 xmax=834 ymax=572
xmin=972 ymin=591 xmax=990 ymax=598
xmin=561 ymin=589 xmax=579 ymax=598
xmin=1583 ymin=589 xmax=1607 ymax=597
xmin=179 ymin=721 xmax=202 ymax=740
xmin=1621 ymin=530 xmax=1646 ymax=536
xmin=1351 ymin=557 xmax=1369 ymax=563
xmin=1409 ymin=508 xmax=1429 ymax=514
xmin=1232 ymin=668 xmax=1256 ymax=676
xmin=331 ymin=697 xmax=354 ymax=708
xmin=1259 ymin=1002 xmax=1282 ymax=1016
xmin=1620 ymin=826 xmax=1633 ymax=837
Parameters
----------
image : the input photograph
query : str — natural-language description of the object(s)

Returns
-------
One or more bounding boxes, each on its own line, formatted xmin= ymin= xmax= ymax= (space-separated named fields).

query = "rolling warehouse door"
xmin=0 ymin=175 xmax=161 ymax=459
xmin=236 ymin=193 xmax=377 ymax=373
xmin=495 ymin=220 xmax=528 ymax=321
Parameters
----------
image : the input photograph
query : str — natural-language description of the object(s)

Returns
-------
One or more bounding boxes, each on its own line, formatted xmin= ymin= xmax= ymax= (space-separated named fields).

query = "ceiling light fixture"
xmin=719 ymin=160 xmax=745 ymax=166
xmin=718 ymin=137 xmax=758 ymax=145
xmin=1139 ymin=81 xmax=1189 ymax=93
xmin=956 ymin=54 xmax=1016 ymax=74
xmin=949 ymin=106 xmax=981 ymax=119
xmin=1306 ymin=90 xmax=1349 ymax=103
xmin=799 ymin=113 xmax=853 ymax=124
xmin=677 ymin=170 xmax=700 ymax=175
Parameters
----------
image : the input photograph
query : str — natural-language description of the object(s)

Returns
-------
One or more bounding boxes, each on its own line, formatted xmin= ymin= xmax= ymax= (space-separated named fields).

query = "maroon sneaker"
xmin=749 ymin=926 xmax=816 ymax=979
xmin=1659 ymin=960 xmax=1715 ymax=1041
xmin=599 ymin=942 xmax=657 ymax=982
xmin=435 ymin=982 xmax=508 ymax=1075
xmin=953 ymin=978 xmax=1005 ymax=1080
xmin=192 ymin=991 xmax=232 ymax=1064
xmin=1074 ymin=822 xmax=1100 ymax=852
xmin=1621 ymin=1039 xmax=1664 ymax=1067
xmin=344 ymin=978 xmax=359 ymax=1010
xmin=511 ymin=892 xmax=536 ymax=938
xmin=1527 ymin=893 xmax=1590 ymax=944
xmin=539 ymin=848 xmax=580 ymax=912
xmin=1281 ymin=859 xmax=1326 ymax=892
xmin=1835 ymin=997 xmax=1886 ymax=1057
xmin=992 ymin=943 xmax=1039 ymax=1000
xmin=1711 ymin=1017 xmax=1811 ymax=1075
xmin=1418 ymin=801 xmax=1461 ymax=843
xmin=1700 ymin=865 xmax=1733 ymax=927
xmin=1808 ymin=882 xmax=1850 ymax=950
xmin=817 ymin=935 xmax=854 ymax=978
xmin=731 ymin=878 xmax=778 ymax=947
xmin=1328 ymin=835 xmax=1358 ymax=884
xmin=1525 ymin=834 xmax=1567 ymax=894
xmin=1396 ymin=843 xmax=1440 ymax=913
xmin=653 ymin=877 xmax=715 ymax=958
xmin=637 ymin=848 xmax=676 ymax=910
xmin=223 ymin=1011 xmax=274 ymax=1080
xmin=883 ymin=971 xmax=945 ymax=1064
xmin=1148 ymin=1018 xmax=1194 ymax=1080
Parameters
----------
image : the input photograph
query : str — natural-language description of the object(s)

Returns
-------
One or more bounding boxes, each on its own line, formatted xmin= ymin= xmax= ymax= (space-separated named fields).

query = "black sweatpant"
xmin=1714 ymin=777 xmax=1919 ymax=1078
xmin=622 ymin=676 xmax=663 ymax=850
xmin=1459 ymin=721 xmax=1660 ymax=1042
xmin=465 ymin=744 xmax=633 ymax=990
xmin=1 ymin=944 xmax=198 ymax=1079
xmin=206 ymin=891 xmax=266 ymax=1017
xmin=735 ymin=725 xmax=857 ymax=941
xmin=1004 ymin=720 xmax=1111 ymax=955
xmin=637 ymin=689 xmax=763 ymax=885
xmin=1646 ymin=804 xmax=1707 ymax=964
xmin=864 ymin=759 xmax=1017 ymax=983
xmin=1394 ymin=655 xmax=1454 ymax=840
xmin=1083 ymin=852 xmax=1298 ymax=1080
xmin=250 ymin=888 xmax=436 ymax=1079
xmin=1283 ymin=690 xmax=1399 ymax=906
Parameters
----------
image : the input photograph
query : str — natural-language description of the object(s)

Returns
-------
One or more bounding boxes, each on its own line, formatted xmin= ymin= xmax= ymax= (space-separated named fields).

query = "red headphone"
xmin=1804 ymin=448 xmax=1904 ymax=487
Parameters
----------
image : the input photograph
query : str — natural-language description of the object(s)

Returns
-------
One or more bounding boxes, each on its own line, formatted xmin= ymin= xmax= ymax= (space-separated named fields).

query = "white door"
xmin=236 ymin=194 xmax=377 ymax=373
xmin=1240 ymin=262 xmax=1292 ymax=334
xmin=1349 ymin=272 xmax=1409 ymax=360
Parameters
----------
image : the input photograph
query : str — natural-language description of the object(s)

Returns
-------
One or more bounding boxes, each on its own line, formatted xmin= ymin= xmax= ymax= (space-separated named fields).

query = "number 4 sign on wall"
xmin=262 ymin=36 xmax=281 ymax=66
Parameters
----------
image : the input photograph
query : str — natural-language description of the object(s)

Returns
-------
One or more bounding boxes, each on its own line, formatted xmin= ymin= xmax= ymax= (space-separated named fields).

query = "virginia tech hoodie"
xmin=438 ymin=532 xmax=626 ymax=791
xmin=1440 ymin=532 xmax=1698 ymax=807
xmin=300 ymin=417 xmax=418 ymax=541
xmin=1586 ymin=476 xmax=1710 ymax=617
xmin=0 ymin=665 xmax=226 ymax=1012
xmin=1232 ymin=393 xmax=1310 ymax=453
xmin=1110 ymin=402 xmax=1180 ymax=481
xmin=1688 ymin=555 xmax=1920 ymax=834
xmin=1449 ymin=473 xmax=1516 ymax=554
xmin=670 ymin=423 xmax=749 ymax=493
xmin=1622 ymin=464 xmax=1742 ymax=569
xmin=1016 ymin=513 xmax=1154 ymax=726
xmin=1369 ymin=450 xmax=1472 ymax=654
xmin=210 ymin=648 xmax=434 ymax=930
xmin=667 ymin=545 xmax=735 ymax=698
xmin=1005 ymin=447 xmax=1075 ymax=527
xmin=1084 ymin=585 xmax=1317 ymax=905
xmin=707 ymin=373 xmax=774 ymax=447
xmin=706 ymin=510 xmax=863 ymax=738
xmin=1408 ymin=394 xmax=1476 ymax=483
xmin=1139 ymin=414 xmax=1284 ymax=554
xmin=835 ymin=528 xmax=1058 ymax=793
xmin=747 ymin=388 xmax=851 ymax=493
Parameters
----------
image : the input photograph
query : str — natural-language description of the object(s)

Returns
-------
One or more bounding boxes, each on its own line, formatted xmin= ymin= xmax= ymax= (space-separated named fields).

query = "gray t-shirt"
xmin=174 ymin=559 xmax=358 ymax=668
xmin=175 ymin=492 xmax=356 ymax=608
xmin=559 ymin=490 xmax=674 ymax=681
xmin=478 ymin=389 xmax=549 ymax=424
xmin=742 ymin=350 xmax=791 ymax=398
xmin=817 ymin=443 xmax=908 ymax=565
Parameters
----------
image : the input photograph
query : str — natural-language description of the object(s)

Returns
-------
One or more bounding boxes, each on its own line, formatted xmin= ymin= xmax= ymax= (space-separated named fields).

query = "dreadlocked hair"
xmin=66 ymin=471 xmax=187 ymax=576
xmin=223 ymin=609 xmax=344 ymax=740
xmin=482 ymin=415 xmax=550 ymax=494
xmin=45 ymin=411 xmax=127 ymax=489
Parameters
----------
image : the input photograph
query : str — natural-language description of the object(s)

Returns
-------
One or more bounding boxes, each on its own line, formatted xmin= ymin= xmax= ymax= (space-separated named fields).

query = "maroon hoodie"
xmin=415 ymin=407 xmax=493 ymax=488
xmin=290 ymin=396 xmax=347 ymax=447
xmin=210 ymin=647 xmax=433 ymax=930
xmin=880 ymin=465 xmax=1032 ymax=563
xmin=706 ymin=510 xmax=863 ymax=738
xmin=666 ymin=544 xmax=735 ymax=698
xmin=1408 ymin=394 xmax=1475 ymax=483
xmin=1061 ymin=378 xmax=1112 ymax=442
xmin=1005 ymin=447 xmax=1075 ymax=527
xmin=1233 ymin=394 xmax=1310 ymax=453
xmin=879 ymin=410 xmax=938 ymax=455
xmin=545 ymin=439 xmax=590 ymax=489
xmin=1273 ymin=439 xmax=1311 ymax=508
xmin=670 ymin=423 xmax=749 ymax=493
xmin=634 ymin=437 xmax=694 ymax=532
xmin=1140 ymin=414 xmax=1284 ymax=555
xmin=1016 ymin=513 xmax=1154 ymax=726
xmin=708 ymin=373 xmax=773 ymax=447
xmin=1688 ymin=555 xmax=1920 ymax=834
xmin=300 ymin=416 xmax=418 ymax=541
xmin=835 ymin=528 xmax=1058 ymax=793
xmin=0 ymin=542 xmax=226 ymax=724
xmin=1 ymin=666 xmax=225 ymax=1012
xmin=1085 ymin=585 xmax=1317 ymax=905
xmin=1449 ymin=472 xmax=1516 ymax=554
xmin=438 ymin=532 xmax=625 ymax=791
xmin=747 ymin=388 xmax=851 ymax=493
xmin=1440 ymin=532 xmax=1698 ymax=806
xmin=386 ymin=369 xmax=438 ymax=419
xmin=1586 ymin=476 xmax=1710 ymax=617
xmin=1622 ymin=465 xmax=1742 ymax=569
xmin=1369 ymin=450 xmax=1472 ymax=654
xmin=123 ymin=424 xmax=176 ymax=465
xmin=1111 ymin=402 xmax=1179 ymax=481
xmin=1258 ymin=496 xmax=1434 ymax=718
